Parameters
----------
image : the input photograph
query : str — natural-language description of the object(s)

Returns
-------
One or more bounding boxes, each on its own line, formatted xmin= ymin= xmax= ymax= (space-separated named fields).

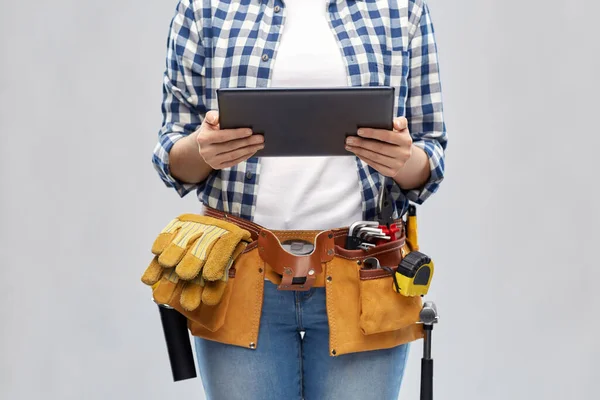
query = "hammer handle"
xmin=157 ymin=305 xmax=197 ymax=382
xmin=420 ymin=358 xmax=433 ymax=400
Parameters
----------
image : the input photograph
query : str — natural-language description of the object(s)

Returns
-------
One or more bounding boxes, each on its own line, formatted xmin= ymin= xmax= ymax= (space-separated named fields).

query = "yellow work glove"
xmin=141 ymin=214 xmax=252 ymax=310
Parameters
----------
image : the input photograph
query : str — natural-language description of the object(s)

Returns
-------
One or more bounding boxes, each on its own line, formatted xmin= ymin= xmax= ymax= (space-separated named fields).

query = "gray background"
xmin=1 ymin=0 xmax=598 ymax=399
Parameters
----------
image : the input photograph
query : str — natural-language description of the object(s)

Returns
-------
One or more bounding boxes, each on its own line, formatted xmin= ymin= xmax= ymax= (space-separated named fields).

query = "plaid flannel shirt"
xmin=152 ymin=0 xmax=447 ymax=222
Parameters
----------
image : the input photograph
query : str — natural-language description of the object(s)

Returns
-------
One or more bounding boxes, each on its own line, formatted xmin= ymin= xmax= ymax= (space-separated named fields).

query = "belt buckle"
xmin=278 ymin=273 xmax=318 ymax=291
xmin=258 ymin=230 xmax=335 ymax=291
xmin=278 ymin=239 xmax=317 ymax=291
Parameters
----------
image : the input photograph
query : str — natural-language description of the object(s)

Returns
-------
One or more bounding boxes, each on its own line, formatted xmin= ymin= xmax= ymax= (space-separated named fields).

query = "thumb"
xmin=393 ymin=117 xmax=408 ymax=131
xmin=205 ymin=110 xmax=219 ymax=126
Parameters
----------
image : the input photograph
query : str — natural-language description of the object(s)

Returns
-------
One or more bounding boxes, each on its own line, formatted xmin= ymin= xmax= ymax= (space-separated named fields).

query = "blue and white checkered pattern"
xmin=153 ymin=0 xmax=447 ymax=222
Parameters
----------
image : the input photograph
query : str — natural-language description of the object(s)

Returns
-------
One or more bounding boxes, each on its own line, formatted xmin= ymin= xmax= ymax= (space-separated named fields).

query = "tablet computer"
xmin=217 ymin=86 xmax=395 ymax=157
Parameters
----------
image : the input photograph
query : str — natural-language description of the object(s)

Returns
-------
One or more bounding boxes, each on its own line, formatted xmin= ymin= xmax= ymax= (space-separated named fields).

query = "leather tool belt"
xmin=203 ymin=206 xmax=407 ymax=291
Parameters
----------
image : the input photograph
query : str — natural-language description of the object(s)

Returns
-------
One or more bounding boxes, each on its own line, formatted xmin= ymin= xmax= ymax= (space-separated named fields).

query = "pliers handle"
xmin=376 ymin=183 xmax=400 ymax=243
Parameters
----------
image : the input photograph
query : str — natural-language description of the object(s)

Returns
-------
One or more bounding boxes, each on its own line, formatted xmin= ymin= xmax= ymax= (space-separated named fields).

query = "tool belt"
xmin=203 ymin=206 xmax=411 ymax=291
xmin=143 ymin=206 xmax=424 ymax=356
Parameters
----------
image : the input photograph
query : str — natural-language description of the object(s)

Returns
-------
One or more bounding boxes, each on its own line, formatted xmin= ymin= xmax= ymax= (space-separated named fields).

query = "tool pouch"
xmin=358 ymin=265 xmax=422 ymax=335
xmin=325 ymin=229 xmax=423 ymax=356
xmin=151 ymin=271 xmax=236 ymax=333
xmin=141 ymin=214 xmax=252 ymax=332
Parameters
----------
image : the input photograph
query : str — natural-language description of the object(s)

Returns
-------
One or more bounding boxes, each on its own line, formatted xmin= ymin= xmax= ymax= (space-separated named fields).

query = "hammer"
xmin=155 ymin=302 xmax=197 ymax=382
xmin=420 ymin=301 xmax=438 ymax=400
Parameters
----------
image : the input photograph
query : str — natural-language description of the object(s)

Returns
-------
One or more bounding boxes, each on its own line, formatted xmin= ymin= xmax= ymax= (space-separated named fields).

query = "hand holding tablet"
xmin=344 ymin=116 xmax=414 ymax=178
xmin=196 ymin=110 xmax=266 ymax=170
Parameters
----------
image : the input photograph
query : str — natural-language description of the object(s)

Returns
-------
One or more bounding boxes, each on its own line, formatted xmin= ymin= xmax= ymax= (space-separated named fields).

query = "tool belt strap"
xmin=203 ymin=206 xmax=406 ymax=291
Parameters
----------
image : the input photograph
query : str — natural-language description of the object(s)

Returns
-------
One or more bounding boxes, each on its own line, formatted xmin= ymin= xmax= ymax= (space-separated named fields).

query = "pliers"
xmin=344 ymin=182 xmax=399 ymax=250
xmin=375 ymin=181 xmax=400 ymax=244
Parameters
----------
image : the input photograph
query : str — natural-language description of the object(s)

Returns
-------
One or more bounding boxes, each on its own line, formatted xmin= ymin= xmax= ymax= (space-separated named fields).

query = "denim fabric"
xmin=194 ymin=281 xmax=410 ymax=400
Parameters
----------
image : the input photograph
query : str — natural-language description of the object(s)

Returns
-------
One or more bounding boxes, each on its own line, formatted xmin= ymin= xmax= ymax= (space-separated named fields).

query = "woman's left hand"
xmin=345 ymin=117 xmax=413 ymax=178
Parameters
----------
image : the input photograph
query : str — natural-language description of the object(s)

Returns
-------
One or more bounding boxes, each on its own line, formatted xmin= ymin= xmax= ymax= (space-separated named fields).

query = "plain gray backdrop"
xmin=1 ymin=0 xmax=598 ymax=399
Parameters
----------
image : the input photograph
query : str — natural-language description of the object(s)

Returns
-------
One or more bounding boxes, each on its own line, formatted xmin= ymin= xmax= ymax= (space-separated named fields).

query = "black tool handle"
xmin=420 ymin=358 xmax=433 ymax=400
xmin=157 ymin=305 xmax=197 ymax=382
xmin=345 ymin=235 xmax=362 ymax=250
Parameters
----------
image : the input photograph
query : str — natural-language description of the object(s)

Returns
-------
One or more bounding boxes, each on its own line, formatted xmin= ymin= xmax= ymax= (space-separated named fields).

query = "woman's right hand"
xmin=196 ymin=110 xmax=265 ymax=170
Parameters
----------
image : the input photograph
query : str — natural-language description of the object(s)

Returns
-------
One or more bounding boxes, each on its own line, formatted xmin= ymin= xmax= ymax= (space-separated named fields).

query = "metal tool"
xmin=376 ymin=181 xmax=400 ymax=243
xmin=346 ymin=221 xmax=380 ymax=250
xmin=356 ymin=228 xmax=385 ymax=241
xmin=419 ymin=301 xmax=438 ymax=400
xmin=362 ymin=257 xmax=381 ymax=269
xmin=358 ymin=242 xmax=376 ymax=251
xmin=362 ymin=232 xmax=391 ymax=241
xmin=345 ymin=202 xmax=398 ymax=250
xmin=349 ymin=220 xmax=379 ymax=237
xmin=377 ymin=180 xmax=395 ymax=228
xmin=357 ymin=227 xmax=384 ymax=236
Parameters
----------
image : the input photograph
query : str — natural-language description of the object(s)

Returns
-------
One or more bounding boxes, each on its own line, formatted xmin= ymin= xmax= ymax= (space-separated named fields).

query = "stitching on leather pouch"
xmin=205 ymin=211 xmax=260 ymax=236
xmin=325 ymin=261 xmax=337 ymax=354
xmin=360 ymin=271 xmax=395 ymax=281
xmin=335 ymin=243 xmax=404 ymax=260
xmin=230 ymin=219 xmax=260 ymax=235
xmin=251 ymin=257 xmax=264 ymax=348
xmin=244 ymin=242 xmax=258 ymax=253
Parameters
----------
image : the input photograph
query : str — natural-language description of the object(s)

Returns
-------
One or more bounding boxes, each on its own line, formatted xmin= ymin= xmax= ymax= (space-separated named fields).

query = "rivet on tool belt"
xmin=257 ymin=228 xmax=335 ymax=291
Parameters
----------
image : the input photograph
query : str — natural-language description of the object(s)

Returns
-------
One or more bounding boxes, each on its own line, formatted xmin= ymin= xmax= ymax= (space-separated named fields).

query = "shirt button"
xmin=274 ymin=5 xmax=281 ymax=13
xmin=246 ymin=171 xmax=253 ymax=180
xmin=261 ymin=54 xmax=269 ymax=62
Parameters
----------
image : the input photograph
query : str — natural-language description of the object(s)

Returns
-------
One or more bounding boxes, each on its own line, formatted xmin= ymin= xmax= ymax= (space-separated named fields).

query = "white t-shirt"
xmin=252 ymin=0 xmax=363 ymax=230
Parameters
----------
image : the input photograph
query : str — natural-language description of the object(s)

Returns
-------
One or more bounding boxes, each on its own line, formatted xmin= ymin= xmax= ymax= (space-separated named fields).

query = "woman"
xmin=151 ymin=0 xmax=447 ymax=398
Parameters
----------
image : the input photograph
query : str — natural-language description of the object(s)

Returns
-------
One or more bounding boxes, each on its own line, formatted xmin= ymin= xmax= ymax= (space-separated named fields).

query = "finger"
xmin=177 ymin=225 xmax=225 ymax=279
xmin=357 ymin=128 xmax=404 ymax=145
xmin=202 ymin=231 xmax=244 ymax=281
xmin=355 ymin=154 xmax=397 ymax=177
xmin=158 ymin=223 xmax=204 ymax=268
xmin=205 ymin=111 xmax=219 ymax=126
xmin=175 ymin=237 xmax=207 ymax=280
xmin=216 ymin=144 xmax=264 ymax=169
xmin=141 ymin=257 xmax=164 ymax=286
xmin=212 ymin=134 xmax=264 ymax=155
xmin=180 ymin=280 xmax=203 ymax=311
xmin=346 ymin=136 xmax=401 ymax=157
xmin=202 ymin=280 xmax=227 ymax=306
xmin=199 ymin=127 xmax=254 ymax=145
xmin=346 ymin=144 xmax=397 ymax=169
xmin=218 ymin=152 xmax=259 ymax=169
xmin=152 ymin=229 xmax=179 ymax=255
xmin=393 ymin=117 xmax=408 ymax=131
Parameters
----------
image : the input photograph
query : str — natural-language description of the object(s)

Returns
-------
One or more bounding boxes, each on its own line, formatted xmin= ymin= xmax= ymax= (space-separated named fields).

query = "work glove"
xmin=141 ymin=214 xmax=252 ymax=310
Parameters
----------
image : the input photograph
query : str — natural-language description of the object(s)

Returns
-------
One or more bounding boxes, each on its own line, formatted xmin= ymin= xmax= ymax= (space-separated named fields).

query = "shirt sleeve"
xmin=402 ymin=0 xmax=448 ymax=204
xmin=152 ymin=0 xmax=208 ymax=197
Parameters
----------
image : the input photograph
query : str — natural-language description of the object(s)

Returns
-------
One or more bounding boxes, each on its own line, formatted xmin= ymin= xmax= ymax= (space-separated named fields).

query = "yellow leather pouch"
xmin=325 ymin=240 xmax=424 ymax=356
xmin=141 ymin=214 xmax=252 ymax=332
xmin=358 ymin=266 xmax=423 ymax=335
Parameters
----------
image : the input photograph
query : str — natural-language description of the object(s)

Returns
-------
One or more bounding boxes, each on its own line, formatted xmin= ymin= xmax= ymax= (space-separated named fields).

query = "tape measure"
xmin=390 ymin=251 xmax=434 ymax=297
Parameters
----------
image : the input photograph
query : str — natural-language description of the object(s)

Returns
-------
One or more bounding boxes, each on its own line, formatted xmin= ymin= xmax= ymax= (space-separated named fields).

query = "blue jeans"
xmin=194 ymin=281 xmax=410 ymax=400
